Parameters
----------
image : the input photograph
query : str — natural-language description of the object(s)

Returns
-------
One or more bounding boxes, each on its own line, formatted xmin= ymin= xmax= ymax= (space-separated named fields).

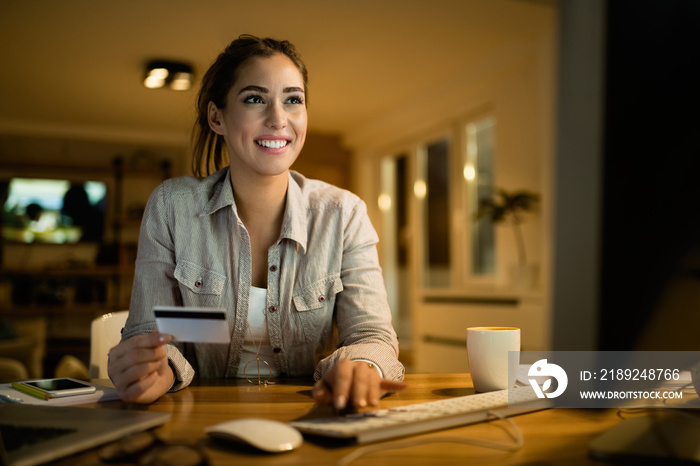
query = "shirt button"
xmin=269 ymin=265 xmax=278 ymax=272
xmin=318 ymin=295 xmax=325 ymax=303
xmin=194 ymin=280 xmax=203 ymax=288
xmin=268 ymin=306 xmax=277 ymax=313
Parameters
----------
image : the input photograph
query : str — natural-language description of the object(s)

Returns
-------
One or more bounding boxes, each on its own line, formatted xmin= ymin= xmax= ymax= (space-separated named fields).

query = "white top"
xmin=236 ymin=286 xmax=279 ymax=379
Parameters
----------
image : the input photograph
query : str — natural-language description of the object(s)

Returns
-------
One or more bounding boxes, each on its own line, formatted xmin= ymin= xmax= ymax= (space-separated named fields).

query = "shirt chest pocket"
xmin=292 ymin=276 xmax=343 ymax=342
xmin=174 ymin=260 xmax=227 ymax=307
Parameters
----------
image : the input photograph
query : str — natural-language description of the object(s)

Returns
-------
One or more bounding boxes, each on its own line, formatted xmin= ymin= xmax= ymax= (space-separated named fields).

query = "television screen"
xmin=2 ymin=178 xmax=107 ymax=243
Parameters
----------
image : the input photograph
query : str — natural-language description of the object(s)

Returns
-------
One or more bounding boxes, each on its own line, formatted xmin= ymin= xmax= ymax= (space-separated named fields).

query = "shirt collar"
xmin=202 ymin=167 xmax=236 ymax=216
xmin=202 ymin=168 xmax=307 ymax=253
xmin=280 ymin=171 xmax=308 ymax=254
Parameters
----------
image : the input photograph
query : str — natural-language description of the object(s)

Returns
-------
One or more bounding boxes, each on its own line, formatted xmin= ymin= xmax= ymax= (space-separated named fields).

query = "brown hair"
xmin=191 ymin=34 xmax=308 ymax=177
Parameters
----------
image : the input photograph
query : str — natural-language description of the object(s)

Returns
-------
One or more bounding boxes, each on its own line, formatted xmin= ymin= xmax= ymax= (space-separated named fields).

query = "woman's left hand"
xmin=312 ymin=359 xmax=407 ymax=409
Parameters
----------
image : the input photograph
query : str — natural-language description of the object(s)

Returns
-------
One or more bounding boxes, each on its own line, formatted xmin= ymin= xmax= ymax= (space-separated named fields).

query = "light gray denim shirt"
xmin=122 ymin=167 xmax=404 ymax=390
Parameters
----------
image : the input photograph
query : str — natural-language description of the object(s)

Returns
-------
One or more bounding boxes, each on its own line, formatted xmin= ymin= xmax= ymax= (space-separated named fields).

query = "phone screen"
xmin=25 ymin=378 xmax=91 ymax=391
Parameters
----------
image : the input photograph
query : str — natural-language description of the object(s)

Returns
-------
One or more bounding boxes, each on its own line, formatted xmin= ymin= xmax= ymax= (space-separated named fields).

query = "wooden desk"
xmin=54 ymin=374 xmax=622 ymax=465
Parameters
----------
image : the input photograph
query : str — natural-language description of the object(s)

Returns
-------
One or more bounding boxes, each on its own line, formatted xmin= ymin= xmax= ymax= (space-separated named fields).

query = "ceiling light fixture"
xmin=143 ymin=60 xmax=194 ymax=91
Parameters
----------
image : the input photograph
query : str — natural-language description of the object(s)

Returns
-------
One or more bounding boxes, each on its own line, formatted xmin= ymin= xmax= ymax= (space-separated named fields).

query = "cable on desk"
xmin=335 ymin=410 xmax=524 ymax=466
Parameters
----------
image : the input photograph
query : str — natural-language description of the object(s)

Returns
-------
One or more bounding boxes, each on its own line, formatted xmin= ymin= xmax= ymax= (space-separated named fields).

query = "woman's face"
xmin=209 ymin=53 xmax=307 ymax=180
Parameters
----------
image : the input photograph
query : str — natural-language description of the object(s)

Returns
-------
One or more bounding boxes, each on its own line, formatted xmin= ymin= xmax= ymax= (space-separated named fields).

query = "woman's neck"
xmin=230 ymin=169 xmax=288 ymax=287
xmin=230 ymin=170 xmax=288 ymax=226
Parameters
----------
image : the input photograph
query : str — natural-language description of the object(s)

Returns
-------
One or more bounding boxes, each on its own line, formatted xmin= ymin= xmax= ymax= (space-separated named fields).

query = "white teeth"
xmin=256 ymin=140 xmax=288 ymax=149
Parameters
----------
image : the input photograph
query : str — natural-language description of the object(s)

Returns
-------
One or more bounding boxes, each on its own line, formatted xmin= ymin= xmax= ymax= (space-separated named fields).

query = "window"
xmin=380 ymin=115 xmax=497 ymax=294
xmin=465 ymin=117 xmax=496 ymax=277
xmin=379 ymin=153 xmax=412 ymax=340
xmin=418 ymin=138 xmax=451 ymax=288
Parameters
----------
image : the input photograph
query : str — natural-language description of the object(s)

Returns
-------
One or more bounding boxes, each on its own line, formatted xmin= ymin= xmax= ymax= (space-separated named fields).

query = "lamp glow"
xmin=378 ymin=193 xmax=392 ymax=212
xmin=144 ymin=76 xmax=165 ymax=89
xmin=463 ymin=164 xmax=476 ymax=181
xmin=413 ymin=180 xmax=427 ymax=199
xmin=143 ymin=61 xmax=193 ymax=91
xmin=170 ymin=72 xmax=193 ymax=91
xmin=148 ymin=68 xmax=169 ymax=79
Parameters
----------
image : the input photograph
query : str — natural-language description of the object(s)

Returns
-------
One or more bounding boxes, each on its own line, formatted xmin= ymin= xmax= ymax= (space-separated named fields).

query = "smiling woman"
xmin=109 ymin=34 xmax=406 ymax=408
xmin=207 ymin=53 xmax=307 ymax=183
xmin=192 ymin=35 xmax=309 ymax=178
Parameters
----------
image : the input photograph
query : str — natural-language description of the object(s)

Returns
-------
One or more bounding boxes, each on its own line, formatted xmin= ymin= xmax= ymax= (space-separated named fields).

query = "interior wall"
xmin=348 ymin=17 xmax=557 ymax=371
xmin=294 ymin=133 xmax=351 ymax=190
xmin=350 ymin=38 xmax=554 ymax=275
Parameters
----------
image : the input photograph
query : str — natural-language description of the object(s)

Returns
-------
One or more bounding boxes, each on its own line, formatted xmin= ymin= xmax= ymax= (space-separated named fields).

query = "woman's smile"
xmin=255 ymin=136 xmax=291 ymax=151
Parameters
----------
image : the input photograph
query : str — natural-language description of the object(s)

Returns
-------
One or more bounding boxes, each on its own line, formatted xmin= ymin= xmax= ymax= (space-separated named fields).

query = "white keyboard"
xmin=290 ymin=386 xmax=546 ymax=444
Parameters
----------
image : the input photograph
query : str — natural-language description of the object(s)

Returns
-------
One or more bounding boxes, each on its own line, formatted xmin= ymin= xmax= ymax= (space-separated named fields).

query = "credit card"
xmin=154 ymin=306 xmax=230 ymax=344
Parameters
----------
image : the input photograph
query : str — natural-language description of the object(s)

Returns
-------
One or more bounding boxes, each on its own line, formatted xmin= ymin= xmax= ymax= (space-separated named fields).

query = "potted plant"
xmin=476 ymin=188 xmax=540 ymax=288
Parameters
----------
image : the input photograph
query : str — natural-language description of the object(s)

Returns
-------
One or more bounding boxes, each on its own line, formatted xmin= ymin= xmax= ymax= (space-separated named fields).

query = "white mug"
xmin=466 ymin=327 xmax=520 ymax=392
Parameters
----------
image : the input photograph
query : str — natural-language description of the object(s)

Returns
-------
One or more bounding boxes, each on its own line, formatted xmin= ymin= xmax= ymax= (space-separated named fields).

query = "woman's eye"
xmin=244 ymin=95 xmax=264 ymax=104
xmin=286 ymin=96 xmax=304 ymax=105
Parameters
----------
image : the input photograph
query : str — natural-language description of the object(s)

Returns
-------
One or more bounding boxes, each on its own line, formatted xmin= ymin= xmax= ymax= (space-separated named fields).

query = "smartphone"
xmin=16 ymin=378 xmax=96 ymax=398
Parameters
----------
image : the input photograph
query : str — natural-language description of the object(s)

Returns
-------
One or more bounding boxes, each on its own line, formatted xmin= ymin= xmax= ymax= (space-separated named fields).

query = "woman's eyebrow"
xmin=238 ymin=85 xmax=267 ymax=94
xmin=238 ymin=85 xmax=304 ymax=95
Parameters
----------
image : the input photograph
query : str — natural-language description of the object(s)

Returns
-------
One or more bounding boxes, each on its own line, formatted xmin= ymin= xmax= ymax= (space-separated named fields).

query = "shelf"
xmin=0 ymin=303 xmax=128 ymax=316
xmin=419 ymin=287 xmax=543 ymax=303
xmin=113 ymin=217 xmax=143 ymax=228
xmin=0 ymin=265 xmax=135 ymax=278
xmin=1 ymin=154 xmax=171 ymax=378
xmin=0 ymin=265 xmax=134 ymax=315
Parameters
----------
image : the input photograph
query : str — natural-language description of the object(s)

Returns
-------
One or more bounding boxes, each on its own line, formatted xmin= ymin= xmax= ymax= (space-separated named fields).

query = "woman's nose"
xmin=266 ymin=102 xmax=286 ymax=129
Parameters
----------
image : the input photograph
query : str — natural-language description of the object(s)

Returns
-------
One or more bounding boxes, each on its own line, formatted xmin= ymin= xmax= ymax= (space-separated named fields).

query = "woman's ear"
xmin=208 ymin=101 xmax=226 ymax=135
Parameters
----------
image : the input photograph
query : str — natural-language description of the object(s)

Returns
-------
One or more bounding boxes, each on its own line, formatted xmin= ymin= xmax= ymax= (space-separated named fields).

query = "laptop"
xmin=0 ymin=404 xmax=171 ymax=466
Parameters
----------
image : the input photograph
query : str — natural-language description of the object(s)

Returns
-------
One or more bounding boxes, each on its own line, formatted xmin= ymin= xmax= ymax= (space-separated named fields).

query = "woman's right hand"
xmin=107 ymin=331 xmax=175 ymax=404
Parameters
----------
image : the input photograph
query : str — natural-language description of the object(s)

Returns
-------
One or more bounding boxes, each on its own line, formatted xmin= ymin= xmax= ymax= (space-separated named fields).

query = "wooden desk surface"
xmin=54 ymin=374 xmax=622 ymax=465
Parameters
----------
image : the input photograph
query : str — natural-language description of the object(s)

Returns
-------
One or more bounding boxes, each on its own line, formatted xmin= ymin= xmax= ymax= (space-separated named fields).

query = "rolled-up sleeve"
xmin=122 ymin=182 xmax=195 ymax=390
xmin=313 ymin=199 xmax=405 ymax=381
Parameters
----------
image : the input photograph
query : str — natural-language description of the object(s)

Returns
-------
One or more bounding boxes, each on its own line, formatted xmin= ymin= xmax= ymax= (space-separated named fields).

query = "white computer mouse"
xmin=205 ymin=418 xmax=303 ymax=453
